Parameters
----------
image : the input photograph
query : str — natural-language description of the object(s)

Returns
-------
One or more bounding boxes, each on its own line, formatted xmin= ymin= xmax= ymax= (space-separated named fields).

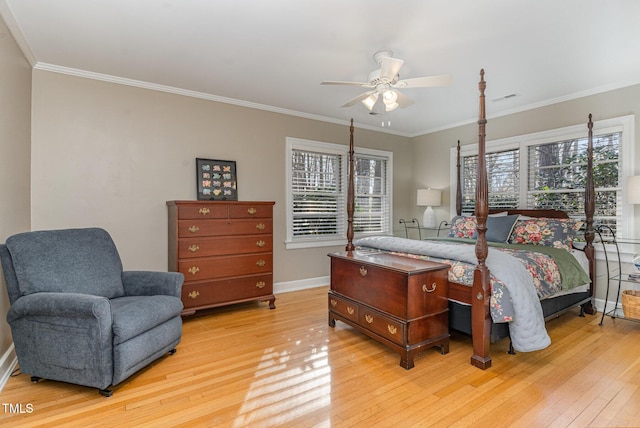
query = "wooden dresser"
xmin=328 ymin=250 xmax=449 ymax=369
xmin=167 ymin=200 xmax=276 ymax=316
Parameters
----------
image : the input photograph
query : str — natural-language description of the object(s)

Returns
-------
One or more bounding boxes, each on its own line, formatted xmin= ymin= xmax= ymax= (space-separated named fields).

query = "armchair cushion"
xmin=110 ymin=295 xmax=183 ymax=345
xmin=6 ymin=228 xmax=125 ymax=299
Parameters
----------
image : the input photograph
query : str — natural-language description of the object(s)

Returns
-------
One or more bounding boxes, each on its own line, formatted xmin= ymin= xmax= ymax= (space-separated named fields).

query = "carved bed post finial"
xmin=471 ymin=68 xmax=492 ymax=369
xmin=583 ymin=114 xmax=596 ymax=314
xmin=456 ymin=140 xmax=462 ymax=216
xmin=346 ymin=118 xmax=355 ymax=252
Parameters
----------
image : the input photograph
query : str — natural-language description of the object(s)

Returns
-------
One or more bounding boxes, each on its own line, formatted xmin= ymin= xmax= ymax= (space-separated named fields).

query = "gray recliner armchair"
xmin=0 ymin=227 xmax=184 ymax=397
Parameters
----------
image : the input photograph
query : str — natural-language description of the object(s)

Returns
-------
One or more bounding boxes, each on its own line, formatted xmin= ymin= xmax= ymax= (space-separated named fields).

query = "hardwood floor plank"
xmin=1 ymin=286 xmax=639 ymax=427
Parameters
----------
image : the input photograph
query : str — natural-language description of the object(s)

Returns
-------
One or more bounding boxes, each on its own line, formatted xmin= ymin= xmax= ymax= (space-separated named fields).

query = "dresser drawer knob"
xmin=365 ymin=314 xmax=374 ymax=324
xmin=198 ymin=207 xmax=211 ymax=215
xmin=422 ymin=282 xmax=436 ymax=293
xmin=256 ymin=259 xmax=266 ymax=267
xmin=247 ymin=207 xmax=257 ymax=215
xmin=188 ymin=266 xmax=200 ymax=275
xmin=188 ymin=225 xmax=200 ymax=233
xmin=256 ymin=281 xmax=266 ymax=289
xmin=347 ymin=306 xmax=355 ymax=315
xmin=359 ymin=266 xmax=367 ymax=277
xmin=256 ymin=223 xmax=266 ymax=230
xmin=330 ymin=299 xmax=337 ymax=307
xmin=387 ymin=324 xmax=397 ymax=335
xmin=187 ymin=290 xmax=200 ymax=299
xmin=256 ymin=240 xmax=265 ymax=248
xmin=188 ymin=244 xmax=200 ymax=252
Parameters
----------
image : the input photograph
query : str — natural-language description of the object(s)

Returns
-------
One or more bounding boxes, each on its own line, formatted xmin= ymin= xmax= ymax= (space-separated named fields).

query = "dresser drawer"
xmin=182 ymin=274 xmax=273 ymax=309
xmin=179 ymin=253 xmax=272 ymax=281
xmin=177 ymin=204 xmax=229 ymax=220
xmin=178 ymin=235 xmax=272 ymax=258
xmin=178 ymin=219 xmax=272 ymax=237
xmin=359 ymin=306 xmax=405 ymax=346
xmin=228 ymin=204 xmax=273 ymax=219
xmin=328 ymin=293 xmax=359 ymax=323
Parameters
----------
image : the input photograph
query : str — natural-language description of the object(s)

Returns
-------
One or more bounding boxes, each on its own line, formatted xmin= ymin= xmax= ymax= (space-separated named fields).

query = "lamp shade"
xmin=417 ymin=188 xmax=442 ymax=207
xmin=627 ymin=176 xmax=640 ymax=204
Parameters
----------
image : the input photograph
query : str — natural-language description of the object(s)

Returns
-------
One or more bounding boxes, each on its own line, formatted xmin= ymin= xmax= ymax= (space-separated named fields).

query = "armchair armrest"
xmin=122 ymin=271 xmax=184 ymax=298
xmin=7 ymin=292 xmax=111 ymax=324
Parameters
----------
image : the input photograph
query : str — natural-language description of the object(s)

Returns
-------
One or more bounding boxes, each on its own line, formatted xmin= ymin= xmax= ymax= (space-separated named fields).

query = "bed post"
xmin=582 ymin=114 xmax=596 ymax=314
xmin=456 ymin=140 xmax=462 ymax=216
xmin=346 ymin=118 xmax=355 ymax=252
xmin=471 ymin=69 xmax=492 ymax=369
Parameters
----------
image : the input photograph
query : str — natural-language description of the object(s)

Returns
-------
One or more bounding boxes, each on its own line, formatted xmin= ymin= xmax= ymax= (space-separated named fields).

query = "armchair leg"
xmin=31 ymin=376 xmax=42 ymax=383
xmin=99 ymin=388 xmax=113 ymax=397
xmin=169 ymin=348 xmax=177 ymax=355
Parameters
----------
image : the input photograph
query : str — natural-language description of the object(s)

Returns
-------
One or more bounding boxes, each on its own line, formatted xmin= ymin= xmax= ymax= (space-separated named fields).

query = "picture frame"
xmin=196 ymin=158 xmax=238 ymax=201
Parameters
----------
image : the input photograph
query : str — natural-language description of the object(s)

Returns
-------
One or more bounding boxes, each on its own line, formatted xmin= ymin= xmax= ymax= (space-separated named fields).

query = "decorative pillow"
xmin=446 ymin=215 xmax=477 ymax=238
xmin=508 ymin=218 xmax=584 ymax=250
xmin=484 ymin=214 xmax=520 ymax=243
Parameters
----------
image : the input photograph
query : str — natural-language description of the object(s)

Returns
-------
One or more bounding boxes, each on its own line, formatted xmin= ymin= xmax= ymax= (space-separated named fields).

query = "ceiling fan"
xmin=321 ymin=50 xmax=451 ymax=114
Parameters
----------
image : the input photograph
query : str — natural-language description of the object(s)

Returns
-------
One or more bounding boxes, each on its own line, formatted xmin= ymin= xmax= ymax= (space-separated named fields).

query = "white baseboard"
xmin=274 ymin=276 xmax=329 ymax=294
xmin=0 ymin=343 xmax=17 ymax=393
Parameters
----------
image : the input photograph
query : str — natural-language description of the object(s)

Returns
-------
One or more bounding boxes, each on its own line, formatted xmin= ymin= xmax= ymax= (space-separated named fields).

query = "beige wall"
xmin=411 ymin=84 xmax=640 ymax=302
xmin=30 ymin=71 xmax=413 ymax=285
xmin=0 ymin=16 xmax=31 ymax=381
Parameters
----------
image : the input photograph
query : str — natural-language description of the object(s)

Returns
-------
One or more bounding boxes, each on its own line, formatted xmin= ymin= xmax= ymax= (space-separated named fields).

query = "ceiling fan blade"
xmin=321 ymin=80 xmax=373 ymax=87
xmin=393 ymin=74 xmax=452 ymax=88
xmin=395 ymin=91 xmax=414 ymax=108
xmin=341 ymin=91 xmax=375 ymax=108
xmin=379 ymin=57 xmax=404 ymax=82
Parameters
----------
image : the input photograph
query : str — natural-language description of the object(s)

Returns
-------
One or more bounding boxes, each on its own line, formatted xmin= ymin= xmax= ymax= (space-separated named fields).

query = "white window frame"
xmin=285 ymin=137 xmax=393 ymax=249
xmin=449 ymin=114 xmax=635 ymax=238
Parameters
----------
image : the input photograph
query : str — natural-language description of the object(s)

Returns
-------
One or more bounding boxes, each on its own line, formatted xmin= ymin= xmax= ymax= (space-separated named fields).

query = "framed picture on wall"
xmin=196 ymin=158 xmax=238 ymax=201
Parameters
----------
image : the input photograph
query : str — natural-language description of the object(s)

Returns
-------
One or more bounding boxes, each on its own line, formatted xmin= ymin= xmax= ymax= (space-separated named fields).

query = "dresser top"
xmin=329 ymin=250 xmax=449 ymax=274
xmin=167 ymin=200 xmax=274 ymax=206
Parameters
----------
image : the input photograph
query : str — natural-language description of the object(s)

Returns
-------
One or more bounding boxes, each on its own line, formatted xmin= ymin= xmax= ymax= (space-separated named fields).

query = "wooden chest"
xmin=167 ymin=200 xmax=276 ymax=315
xmin=328 ymin=250 xmax=449 ymax=369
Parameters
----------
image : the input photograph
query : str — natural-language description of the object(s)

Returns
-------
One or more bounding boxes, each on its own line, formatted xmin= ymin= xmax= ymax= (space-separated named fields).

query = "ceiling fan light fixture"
xmin=382 ymin=89 xmax=398 ymax=105
xmin=362 ymin=93 xmax=378 ymax=110
xmin=385 ymin=102 xmax=399 ymax=112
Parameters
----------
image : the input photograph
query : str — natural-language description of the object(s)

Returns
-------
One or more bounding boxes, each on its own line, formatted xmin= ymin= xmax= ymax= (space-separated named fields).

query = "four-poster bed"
xmin=330 ymin=69 xmax=596 ymax=369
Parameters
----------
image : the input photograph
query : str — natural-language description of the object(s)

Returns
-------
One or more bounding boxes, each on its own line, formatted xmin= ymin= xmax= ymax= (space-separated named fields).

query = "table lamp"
xmin=417 ymin=188 xmax=442 ymax=228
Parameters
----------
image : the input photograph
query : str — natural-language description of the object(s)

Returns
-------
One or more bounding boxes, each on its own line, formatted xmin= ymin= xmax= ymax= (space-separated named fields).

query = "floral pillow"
xmin=446 ymin=215 xmax=477 ymax=238
xmin=508 ymin=218 xmax=584 ymax=250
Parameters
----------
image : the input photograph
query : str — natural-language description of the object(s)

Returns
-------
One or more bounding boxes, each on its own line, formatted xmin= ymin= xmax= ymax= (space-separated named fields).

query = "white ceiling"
xmin=2 ymin=0 xmax=640 ymax=137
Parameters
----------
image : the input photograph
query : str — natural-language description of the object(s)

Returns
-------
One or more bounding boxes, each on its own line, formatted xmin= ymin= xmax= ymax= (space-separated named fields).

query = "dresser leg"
xmin=400 ymin=352 xmax=415 ymax=370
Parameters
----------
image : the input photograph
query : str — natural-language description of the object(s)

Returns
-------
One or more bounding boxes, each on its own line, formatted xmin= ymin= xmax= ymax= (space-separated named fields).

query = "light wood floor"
xmin=1 ymin=286 xmax=639 ymax=427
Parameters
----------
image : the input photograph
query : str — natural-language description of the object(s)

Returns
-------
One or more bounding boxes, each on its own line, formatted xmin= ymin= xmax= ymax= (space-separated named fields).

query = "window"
xmin=286 ymin=138 xmax=393 ymax=249
xmin=452 ymin=115 xmax=634 ymax=237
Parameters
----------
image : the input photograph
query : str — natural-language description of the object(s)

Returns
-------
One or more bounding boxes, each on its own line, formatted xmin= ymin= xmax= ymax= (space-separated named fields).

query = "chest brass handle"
xmin=359 ymin=266 xmax=367 ymax=277
xmin=365 ymin=314 xmax=374 ymax=324
xmin=256 ymin=281 xmax=266 ymax=289
xmin=188 ymin=266 xmax=200 ymax=275
xmin=188 ymin=290 xmax=200 ymax=299
xmin=188 ymin=225 xmax=199 ymax=233
xmin=330 ymin=299 xmax=337 ymax=307
xmin=256 ymin=223 xmax=266 ymax=230
xmin=387 ymin=324 xmax=397 ymax=334
xmin=347 ymin=306 xmax=354 ymax=315
xmin=199 ymin=207 xmax=210 ymax=215
xmin=422 ymin=282 xmax=436 ymax=293
xmin=256 ymin=259 xmax=266 ymax=267
xmin=188 ymin=244 xmax=200 ymax=252
xmin=247 ymin=207 xmax=257 ymax=215
xmin=256 ymin=240 xmax=265 ymax=247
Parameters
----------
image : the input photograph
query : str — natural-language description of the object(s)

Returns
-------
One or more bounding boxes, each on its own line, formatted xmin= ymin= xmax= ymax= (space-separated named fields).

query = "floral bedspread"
xmin=378 ymin=246 xmax=563 ymax=323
